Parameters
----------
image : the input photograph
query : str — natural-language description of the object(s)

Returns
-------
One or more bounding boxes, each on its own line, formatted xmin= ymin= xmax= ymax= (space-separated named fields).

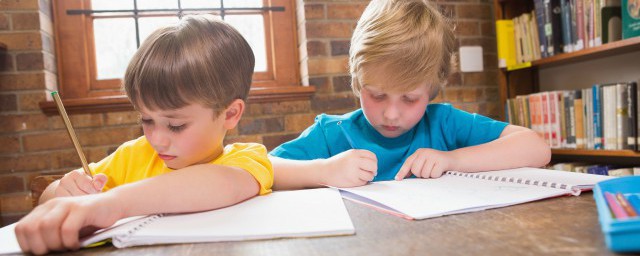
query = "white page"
xmin=340 ymin=172 xmax=588 ymax=220
xmin=108 ymin=188 xmax=354 ymax=248
xmin=0 ymin=223 xmax=20 ymax=255
xmin=479 ymin=167 xmax=613 ymax=188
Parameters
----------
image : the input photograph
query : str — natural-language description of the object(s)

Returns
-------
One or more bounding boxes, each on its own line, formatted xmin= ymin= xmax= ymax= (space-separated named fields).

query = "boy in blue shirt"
xmin=269 ymin=0 xmax=551 ymax=189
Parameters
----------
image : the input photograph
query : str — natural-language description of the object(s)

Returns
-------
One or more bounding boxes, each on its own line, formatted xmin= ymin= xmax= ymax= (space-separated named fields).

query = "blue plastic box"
xmin=593 ymin=176 xmax=640 ymax=252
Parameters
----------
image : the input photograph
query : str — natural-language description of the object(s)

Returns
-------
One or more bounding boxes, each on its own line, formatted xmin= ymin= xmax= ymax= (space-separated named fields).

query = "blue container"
xmin=594 ymin=176 xmax=640 ymax=252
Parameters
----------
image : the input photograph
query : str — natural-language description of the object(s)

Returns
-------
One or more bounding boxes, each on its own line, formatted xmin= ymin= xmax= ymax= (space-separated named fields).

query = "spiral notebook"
xmin=339 ymin=167 xmax=613 ymax=220
xmin=0 ymin=188 xmax=354 ymax=254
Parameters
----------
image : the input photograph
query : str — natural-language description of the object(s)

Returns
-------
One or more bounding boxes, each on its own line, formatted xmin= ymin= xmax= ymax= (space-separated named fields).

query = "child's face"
xmin=139 ymin=103 xmax=227 ymax=169
xmin=359 ymin=74 xmax=431 ymax=138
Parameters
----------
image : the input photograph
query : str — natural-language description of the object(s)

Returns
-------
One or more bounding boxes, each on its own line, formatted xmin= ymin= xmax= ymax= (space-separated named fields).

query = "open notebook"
xmin=339 ymin=167 xmax=613 ymax=220
xmin=0 ymin=188 xmax=354 ymax=254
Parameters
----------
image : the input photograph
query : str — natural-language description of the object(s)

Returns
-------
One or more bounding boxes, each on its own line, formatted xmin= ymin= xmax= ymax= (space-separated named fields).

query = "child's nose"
xmin=148 ymin=130 xmax=170 ymax=152
xmin=383 ymin=104 xmax=400 ymax=120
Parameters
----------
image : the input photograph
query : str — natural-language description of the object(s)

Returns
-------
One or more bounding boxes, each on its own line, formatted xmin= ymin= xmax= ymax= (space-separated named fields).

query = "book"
xmin=622 ymin=0 xmax=640 ymax=39
xmin=496 ymin=20 xmax=517 ymax=68
xmin=338 ymin=167 xmax=612 ymax=220
xmin=0 ymin=188 xmax=354 ymax=254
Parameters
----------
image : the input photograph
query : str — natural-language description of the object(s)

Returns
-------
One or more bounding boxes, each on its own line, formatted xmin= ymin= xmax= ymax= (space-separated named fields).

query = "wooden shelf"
xmin=552 ymin=149 xmax=640 ymax=157
xmin=531 ymin=37 xmax=640 ymax=69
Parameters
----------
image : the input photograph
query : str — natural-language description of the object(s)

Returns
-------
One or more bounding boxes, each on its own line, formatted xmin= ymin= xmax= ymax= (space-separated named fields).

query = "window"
xmin=44 ymin=0 xmax=312 ymax=114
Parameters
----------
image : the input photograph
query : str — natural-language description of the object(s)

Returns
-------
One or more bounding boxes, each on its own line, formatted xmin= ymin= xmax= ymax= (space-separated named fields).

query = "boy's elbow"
xmin=527 ymin=129 xmax=551 ymax=167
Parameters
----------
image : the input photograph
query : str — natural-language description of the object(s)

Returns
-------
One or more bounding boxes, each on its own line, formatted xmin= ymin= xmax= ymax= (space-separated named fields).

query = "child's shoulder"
xmin=223 ymin=142 xmax=267 ymax=153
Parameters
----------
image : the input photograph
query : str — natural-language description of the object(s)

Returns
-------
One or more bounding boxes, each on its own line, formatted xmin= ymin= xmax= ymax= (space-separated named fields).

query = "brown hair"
xmin=349 ymin=0 xmax=456 ymax=100
xmin=124 ymin=14 xmax=255 ymax=113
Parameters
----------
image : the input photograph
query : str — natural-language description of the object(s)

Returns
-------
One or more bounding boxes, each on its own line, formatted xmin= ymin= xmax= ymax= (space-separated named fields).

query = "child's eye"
xmin=168 ymin=124 xmax=186 ymax=133
xmin=403 ymin=96 xmax=418 ymax=103
xmin=371 ymin=93 xmax=386 ymax=100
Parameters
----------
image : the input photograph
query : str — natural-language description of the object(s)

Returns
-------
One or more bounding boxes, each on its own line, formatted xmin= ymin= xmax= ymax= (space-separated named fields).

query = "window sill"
xmin=40 ymin=86 xmax=316 ymax=115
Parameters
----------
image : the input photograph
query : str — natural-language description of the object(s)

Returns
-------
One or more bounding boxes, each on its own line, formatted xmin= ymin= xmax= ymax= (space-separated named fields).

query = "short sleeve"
xmin=217 ymin=143 xmax=274 ymax=195
xmin=441 ymin=105 xmax=508 ymax=148
xmin=269 ymin=115 xmax=331 ymax=160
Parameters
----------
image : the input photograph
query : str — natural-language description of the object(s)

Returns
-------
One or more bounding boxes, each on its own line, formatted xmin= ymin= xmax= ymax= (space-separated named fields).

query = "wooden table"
xmin=56 ymin=193 xmax=621 ymax=255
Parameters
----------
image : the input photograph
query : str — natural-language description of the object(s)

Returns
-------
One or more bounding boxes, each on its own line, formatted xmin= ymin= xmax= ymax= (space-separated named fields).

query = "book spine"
xmin=496 ymin=20 xmax=517 ymax=68
xmin=561 ymin=0 xmax=574 ymax=53
xmin=616 ymin=83 xmax=629 ymax=150
xmin=593 ymin=84 xmax=603 ymax=149
xmin=534 ymin=0 xmax=550 ymax=58
xmin=575 ymin=90 xmax=585 ymax=149
xmin=629 ymin=82 xmax=638 ymax=151
xmin=552 ymin=0 xmax=565 ymax=54
xmin=576 ymin=0 xmax=586 ymax=50
xmin=445 ymin=171 xmax=581 ymax=195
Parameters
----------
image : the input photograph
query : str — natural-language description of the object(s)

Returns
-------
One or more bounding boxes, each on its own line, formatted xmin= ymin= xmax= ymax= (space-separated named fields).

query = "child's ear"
xmin=222 ymin=99 xmax=245 ymax=129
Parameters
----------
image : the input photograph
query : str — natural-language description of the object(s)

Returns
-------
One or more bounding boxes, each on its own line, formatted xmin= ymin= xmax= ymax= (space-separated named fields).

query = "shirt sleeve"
xmin=217 ymin=143 xmax=274 ymax=195
xmin=88 ymin=144 xmax=128 ymax=191
xmin=269 ymin=115 xmax=332 ymax=160
xmin=441 ymin=105 xmax=508 ymax=148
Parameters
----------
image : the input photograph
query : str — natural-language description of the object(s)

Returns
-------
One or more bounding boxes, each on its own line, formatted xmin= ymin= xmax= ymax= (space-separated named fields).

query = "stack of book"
xmin=506 ymin=81 xmax=639 ymax=151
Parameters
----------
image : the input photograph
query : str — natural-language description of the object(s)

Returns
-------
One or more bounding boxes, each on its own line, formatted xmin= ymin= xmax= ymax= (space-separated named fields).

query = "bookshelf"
xmin=493 ymin=0 xmax=640 ymax=165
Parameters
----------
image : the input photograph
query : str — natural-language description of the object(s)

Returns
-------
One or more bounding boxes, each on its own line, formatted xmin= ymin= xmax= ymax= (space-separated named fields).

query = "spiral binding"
xmin=445 ymin=171 xmax=581 ymax=196
xmin=124 ymin=213 xmax=165 ymax=237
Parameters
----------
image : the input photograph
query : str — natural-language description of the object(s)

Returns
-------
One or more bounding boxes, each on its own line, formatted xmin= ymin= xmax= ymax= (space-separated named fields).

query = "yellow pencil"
xmin=52 ymin=91 xmax=93 ymax=177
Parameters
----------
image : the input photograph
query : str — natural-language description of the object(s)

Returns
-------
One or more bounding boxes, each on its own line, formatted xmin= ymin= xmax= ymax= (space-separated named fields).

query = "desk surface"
xmin=61 ymin=193 xmax=618 ymax=256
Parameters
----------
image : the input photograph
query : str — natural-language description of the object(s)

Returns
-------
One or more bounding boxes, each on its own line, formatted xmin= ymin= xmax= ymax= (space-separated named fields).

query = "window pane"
xmin=226 ymin=15 xmax=267 ymax=72
xmin=93 ymin=18 xmax=137 ymax=80
xmin=138 ymin=17 xmax=180 ymax=44
xmin=91 ymin=0 xmax=133 ymax=10
xmin=223 ymin=0 xmax=262 ymax=8
xmin=137 ymin=0 xmax=177 ymax=10
xmin=181 ymin=0 xmax=221 ymax=9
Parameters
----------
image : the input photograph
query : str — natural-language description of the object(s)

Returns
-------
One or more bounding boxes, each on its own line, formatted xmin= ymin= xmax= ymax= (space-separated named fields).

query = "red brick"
xmin=307 ymin=40 xmax=327 ymax=57
xmin=456 ymin=4 xmax=492 ymax=20
xmin=309 ymin=76 xmax=330 ymax=94
xmin=0 ymin=32 xmax=42 ymax=50
xmin=246 ymin=101 xmax=311 ymax=116
xmin=0 ymin=135 xmax=20 ymax=154
xmin=17 ymin=92 xmax=45 ymax=111
xmin=327 ymin=3 xmax=368 ymax=19
xmin=0 ymin=114 xmax=49 ymax=133
xmin=330 ymin=40 xmax=349 ymax=56
xmin=305 ymin=3 xmax=324 ymax=20
xmin=50 ymin=113 xmax=104 ymax=129
xmin=16 ymin=52 xmax=43 ymax=70
xmin=223 ymin=135 xmax=263 ymax=145
xmin=444 ymin=88 xmax=462 ymax=102
xmin=463 ymin=71 xmax=497 ymax=86
xmin=455 ymin=21 xmax=480 ymax=37
xmin=23 ymin=130 xmax=72 ymax=152
xmin=306 ymin=21 xmax=353 ymax=38
xmin=0 ymin=51 xmax=14 ymax=72
xmin=0 ymin=14 xmax=9 ymax=30
xmin=262 ymin=133 xmax=299 ymax=151
xmin=238 ymin=117 xmax=284 ymax=135
xmin=459 ymin=37 xmax=496 ymax=54
xmin=0 ymin=0 xmax=38 ymax=10
xmin=11 ymin=12 xmax=40 ymax=30
xmin=0 ymin=175 xmax=25 ymax=194
xmin=105 ymin=111 xmax=140 ymax=126
xmin=447 ymin=72 xmax=462 ymax=86
xmin=0 ymin=194 xmax=32 ymax=213
xmin=461 ymin=87 xmax=483 ymax=103
xmin=285 ymin=113 xmax=317 ymax=132
xmin=311 ymin=93 xmax=356 ymax=112
xmin=0 ymin=72 xmax=45 ymax=91
xmin=437 ymin=4 xmax=456 ymax=19
xmin=77 ymin=127 xmax=136 ymax=147
xmin=0 ymin=154 xmax=49 ymax=174
xmin=332 ymin=75 xmax=352 ymax=92
xmin=0 ymin=94 xmax=17 ymax=112
xmin=481 ymin=21 xmax=495 ymax=37
xmin=308 ymin=56 xmax=349 ymax=75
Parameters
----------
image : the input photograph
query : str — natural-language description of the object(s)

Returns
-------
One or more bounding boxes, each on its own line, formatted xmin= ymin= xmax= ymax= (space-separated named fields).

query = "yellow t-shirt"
xmin=88 ymin=136 xmax=273 ymax=195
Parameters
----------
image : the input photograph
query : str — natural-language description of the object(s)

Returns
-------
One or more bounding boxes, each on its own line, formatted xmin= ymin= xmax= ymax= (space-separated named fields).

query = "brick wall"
xmin=0 ymin=0 xmax=500 ymax=226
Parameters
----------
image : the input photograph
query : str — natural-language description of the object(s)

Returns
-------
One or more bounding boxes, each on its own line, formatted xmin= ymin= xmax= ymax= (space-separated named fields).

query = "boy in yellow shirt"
xmin=15 ymin=15 xmax=273 ymax=254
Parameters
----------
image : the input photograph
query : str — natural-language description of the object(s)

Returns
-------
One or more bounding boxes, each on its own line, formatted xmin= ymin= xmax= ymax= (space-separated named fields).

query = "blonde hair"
xmin=124 ymin=15 xmax=255 ymax=113
xmin=349 ymin=0 xmax=455 ymax=100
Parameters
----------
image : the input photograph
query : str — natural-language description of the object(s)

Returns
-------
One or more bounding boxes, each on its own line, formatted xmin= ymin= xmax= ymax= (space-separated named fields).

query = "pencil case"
xmin=593 ymin=176 xmax=640 ymax=252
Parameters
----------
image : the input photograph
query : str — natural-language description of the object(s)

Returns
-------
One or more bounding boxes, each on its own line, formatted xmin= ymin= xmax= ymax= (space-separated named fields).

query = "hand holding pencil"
xmin=50 ymin=92 xmax=108 ymax=197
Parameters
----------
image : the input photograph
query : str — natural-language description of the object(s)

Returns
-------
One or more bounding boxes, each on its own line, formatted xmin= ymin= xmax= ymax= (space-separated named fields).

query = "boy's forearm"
xmin=38 ymin=180 xmax=60 ymax=204
xmin=450 ymin=127 xmax=551 ymax=172
xmin=270 ymin=156 xmax=326 ymax=190
xmin=107 ymin=164 xmax=260 ymax=218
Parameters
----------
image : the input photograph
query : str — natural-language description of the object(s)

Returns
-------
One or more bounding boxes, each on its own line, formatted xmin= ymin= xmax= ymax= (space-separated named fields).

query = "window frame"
xmin=41 ymin=0 xmax=313 ymax=115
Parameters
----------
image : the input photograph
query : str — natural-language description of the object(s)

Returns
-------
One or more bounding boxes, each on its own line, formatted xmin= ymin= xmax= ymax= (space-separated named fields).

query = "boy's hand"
xmin=322 ymin=149 xmax=377 ymax=187
xmin=14 ymin=193 xmax=122 ymax=255
xmin=56 ymin=169 xmax=108 ymax=197
xmin=395 ymin=148 xmax=455 ymax=180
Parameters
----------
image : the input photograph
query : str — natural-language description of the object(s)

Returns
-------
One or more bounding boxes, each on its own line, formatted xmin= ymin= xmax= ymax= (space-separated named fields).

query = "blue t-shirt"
xmin=270 ymin=103 xmax=508 ymax=181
